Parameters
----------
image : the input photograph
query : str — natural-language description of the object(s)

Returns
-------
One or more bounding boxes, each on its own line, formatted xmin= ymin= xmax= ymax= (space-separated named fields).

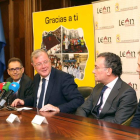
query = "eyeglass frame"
xmin=8 ymin=67 xmax=23 ymax=72
xmin=33 ymin=60 xmax=50 ymax=68
xmin=94 ymin=66 xmax=109 ymax=70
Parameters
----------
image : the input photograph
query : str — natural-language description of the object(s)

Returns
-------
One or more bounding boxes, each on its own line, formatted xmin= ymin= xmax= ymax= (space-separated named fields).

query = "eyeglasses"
xmin=34 ymin=60 xmax=50 ymax=68
xmin=94 ymin=67 xmax=108 ymax=70
xmin=8 ymin=67 xmax=23 ymax=72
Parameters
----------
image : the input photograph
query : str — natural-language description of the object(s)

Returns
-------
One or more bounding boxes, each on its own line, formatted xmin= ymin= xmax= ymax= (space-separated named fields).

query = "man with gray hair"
xmin=76 ymin=52 xmax=137 ymax=124
xmin=11 ymin=49 xmax=84 ymax=113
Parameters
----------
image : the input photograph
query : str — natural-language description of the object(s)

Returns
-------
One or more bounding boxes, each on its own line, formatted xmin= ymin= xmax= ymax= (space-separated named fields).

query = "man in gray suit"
xmin=76 ymin=52 xmax=137 ymax=124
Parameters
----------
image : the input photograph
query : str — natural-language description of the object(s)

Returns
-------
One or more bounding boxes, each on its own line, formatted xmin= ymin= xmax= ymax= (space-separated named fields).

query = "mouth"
xmin=42 ymin=69 xmax=48 ymax=72
xmin=13 ymin=74 xmax=19 ymax=77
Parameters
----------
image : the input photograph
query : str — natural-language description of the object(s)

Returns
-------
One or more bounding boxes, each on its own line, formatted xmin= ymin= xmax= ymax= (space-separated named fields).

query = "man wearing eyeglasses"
xmin=11 ymin=49 xmax=84 ymax=113
xmin=76 ymin=52 xmax=137 ymax=124
xmin=6 ymin=57 xmax=33 ymax=103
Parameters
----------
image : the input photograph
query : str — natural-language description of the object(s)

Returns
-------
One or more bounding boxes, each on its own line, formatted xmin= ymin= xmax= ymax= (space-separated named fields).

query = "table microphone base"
xmin=0 ymin=106 xmax=21 ymax=117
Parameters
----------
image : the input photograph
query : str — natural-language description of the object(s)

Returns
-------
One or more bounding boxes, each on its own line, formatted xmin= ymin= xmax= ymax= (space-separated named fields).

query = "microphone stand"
xmin=6 ymin=96 xmax=16 ymax=111
xmin=0 ymin=105 xmax=4 ymax=110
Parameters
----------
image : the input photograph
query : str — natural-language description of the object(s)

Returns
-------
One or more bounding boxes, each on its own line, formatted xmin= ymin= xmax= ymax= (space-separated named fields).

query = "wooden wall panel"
xmin=41 ymin=0 xmax=62 ymax=11
xmin=24 ymin=0 xmax=34 ymax=79
xmin=0 ymin=0 xmax=92 ymax=81
xmin=13 ymin=0 xmax=25 ymax=64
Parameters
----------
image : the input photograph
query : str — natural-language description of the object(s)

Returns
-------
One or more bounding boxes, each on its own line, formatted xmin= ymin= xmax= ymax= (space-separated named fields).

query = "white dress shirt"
xmin=37 ymin=74 xmax=50 ymax=108
xmin=98 ymin=77 xmax=118 ymax=114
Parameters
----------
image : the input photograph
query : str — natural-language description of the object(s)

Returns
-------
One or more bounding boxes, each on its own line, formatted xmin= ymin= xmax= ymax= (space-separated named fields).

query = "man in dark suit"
xmin=6 ymin=57 xmax=33 ymax=103
xmin=11 ymin=49 xmax=84 ymax=113
xmin=130 ymin=51 xmax=140 ymax=128
xmin=76 ymin=52 xmax=137 ymax=124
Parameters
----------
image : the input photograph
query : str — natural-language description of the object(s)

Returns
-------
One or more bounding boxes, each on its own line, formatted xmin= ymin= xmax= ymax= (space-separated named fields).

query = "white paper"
xmin=6 ymin=113 xmax=20 ymax=123
xmin=31 ymin=115 xmax=48 ymax=125
xmin=16 ymin=107 xmax=33 ymax=111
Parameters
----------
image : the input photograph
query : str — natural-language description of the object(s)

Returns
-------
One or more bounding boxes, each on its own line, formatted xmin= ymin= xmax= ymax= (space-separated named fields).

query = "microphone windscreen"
xmin=2 ymin=82 xmax=11 ymax=92
xmin=0 ymin=83 xmax=4 ymax=91
xmin=9 ymin=82 xmax=20 ymax=93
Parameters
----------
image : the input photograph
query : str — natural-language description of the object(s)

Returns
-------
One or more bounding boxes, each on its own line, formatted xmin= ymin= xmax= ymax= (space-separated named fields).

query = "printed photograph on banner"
xmin=41 ymin=27 xmax=61 ymax=54
xmin=49 ymin=54 xmax=62 ymax=71
xmin=62 ymin=26 xmax=88 ymax=53
xmin=62 ymin=54 xmax=88 ymax=80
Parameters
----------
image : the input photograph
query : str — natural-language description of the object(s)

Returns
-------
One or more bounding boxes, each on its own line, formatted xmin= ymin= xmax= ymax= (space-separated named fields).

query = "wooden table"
xmin=0 ymin=108 xmax=140 ymax=140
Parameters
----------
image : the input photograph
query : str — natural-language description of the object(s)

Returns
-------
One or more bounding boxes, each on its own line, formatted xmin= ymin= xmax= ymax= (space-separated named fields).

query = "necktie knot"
xmin=101 ymin=85 xmax=108 ymax=94
xmin=42 ymin=78 xmax=46 ymax=83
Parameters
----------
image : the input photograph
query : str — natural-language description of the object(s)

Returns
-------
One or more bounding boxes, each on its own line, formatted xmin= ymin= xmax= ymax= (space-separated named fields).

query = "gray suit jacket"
xmin=76 ymin=78 xmax=137 ymax=124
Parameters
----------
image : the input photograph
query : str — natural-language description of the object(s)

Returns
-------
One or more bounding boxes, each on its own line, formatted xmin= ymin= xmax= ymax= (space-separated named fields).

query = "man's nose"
xmin=13 ymin=69 xmax=17 ymax=73
xmin=42 ymin=62 xmax=46 ymax=68
xmin=136 ymin=66 xmax=140 ymax=72
xmin=92 ymin=69 xmax=95 ymax=74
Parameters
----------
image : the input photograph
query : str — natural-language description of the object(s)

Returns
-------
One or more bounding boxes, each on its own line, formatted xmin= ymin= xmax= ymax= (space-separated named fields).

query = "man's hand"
xmin=11 ymin=99 xmax=25 ymax=107
xmin=39 ymin=104 xmax=60 ymax=112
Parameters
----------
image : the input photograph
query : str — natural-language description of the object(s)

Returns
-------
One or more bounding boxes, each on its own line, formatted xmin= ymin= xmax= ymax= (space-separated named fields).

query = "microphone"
xmin=0 ymin=82 xmax=11 ymax=100
xmin=0 ymin=83 xmax=4 ymax=93
xmin=0 ymin=82 xmax=20 ymax=107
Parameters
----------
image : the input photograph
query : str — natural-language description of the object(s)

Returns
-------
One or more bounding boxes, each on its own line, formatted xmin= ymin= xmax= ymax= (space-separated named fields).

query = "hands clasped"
xmin=39 ymin=104 xmax=60 ymax=112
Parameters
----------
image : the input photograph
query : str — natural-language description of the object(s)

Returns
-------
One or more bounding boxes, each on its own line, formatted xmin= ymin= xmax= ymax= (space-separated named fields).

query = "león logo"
xmin=115 ymin=3 xmax=119 ymax=12
xmin=97 ymin=6 xmax=110 ymax=14
xmin=95 ymin=22 xmax=98 ymax=29
xmin=120 ymin=50 xmax=136 ymax=58
xmin=98 ymin=36 xmax=111 ymax=44
xmin=116 ymin=35 xmax=120 ymax=43
xmin=119 ymin=18 xmax=134 ymax=26
xmin=128 ymin=82 xmax=137 ymax=90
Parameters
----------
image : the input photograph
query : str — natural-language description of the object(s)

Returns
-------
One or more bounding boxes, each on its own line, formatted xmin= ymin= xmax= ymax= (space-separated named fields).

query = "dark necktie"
xmin=96 ymin=85 xmax=108 ymax=115
xmin=38 ymin=78 xmax=46 ymax=109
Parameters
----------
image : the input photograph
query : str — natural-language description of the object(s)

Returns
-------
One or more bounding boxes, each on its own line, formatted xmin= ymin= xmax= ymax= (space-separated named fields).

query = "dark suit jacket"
xmin=130 ymin=100 xmax=140 ymax=128
xmin=6 ymin=73 xmax=33 ymax=103
xmin=75 ymin=78 xmax=137 ymax=124
xmin=24 ymin=67 xmax=84 ymax=113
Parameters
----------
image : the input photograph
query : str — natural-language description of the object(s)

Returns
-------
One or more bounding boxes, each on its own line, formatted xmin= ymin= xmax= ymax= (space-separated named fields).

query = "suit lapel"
xmin=18 ymin=81 xmax=22 ymax=97
xmin=18 ymin=74 xmax=24 ymax=97
xmin=99 ymin=78 xmax=122 ymax=118
xmin=91 ymin=84 xmax=104 ymax=117
xmin=34 ymin=74 xmax=40 ymax=107
xmin=92 ymin=85 xmax=104 ymax=108
xmin=44 ymin=67 xmax=55 ymax=105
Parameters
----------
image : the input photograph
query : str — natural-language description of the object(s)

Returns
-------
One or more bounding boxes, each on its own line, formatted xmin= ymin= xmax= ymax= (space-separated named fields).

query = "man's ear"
xmin=31 ymin=63 xmax=35 ymax=70
xmin=22 ymin=67 xmax=24 ymax=73
xmin=7 ymin=69 xmax=10 ymax=75
xmin=106 ymin=68 xmax=112 ymax=75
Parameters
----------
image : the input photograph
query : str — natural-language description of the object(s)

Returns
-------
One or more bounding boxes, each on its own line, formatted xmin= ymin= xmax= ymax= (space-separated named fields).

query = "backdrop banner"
xmin=33 ymin=4 xmax=95 ymax=87
xmin=93 ymin=0 xmax=140 ymax=99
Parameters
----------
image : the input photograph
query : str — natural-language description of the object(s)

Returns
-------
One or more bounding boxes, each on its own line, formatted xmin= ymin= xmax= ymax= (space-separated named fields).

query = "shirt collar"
xmin=41 ymin=73 xmax=50 ymax=81
xmin=13 ymin=79 xmax=21 ymax=84
xmin=106 ymin=77 xmax=118 ymax=89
